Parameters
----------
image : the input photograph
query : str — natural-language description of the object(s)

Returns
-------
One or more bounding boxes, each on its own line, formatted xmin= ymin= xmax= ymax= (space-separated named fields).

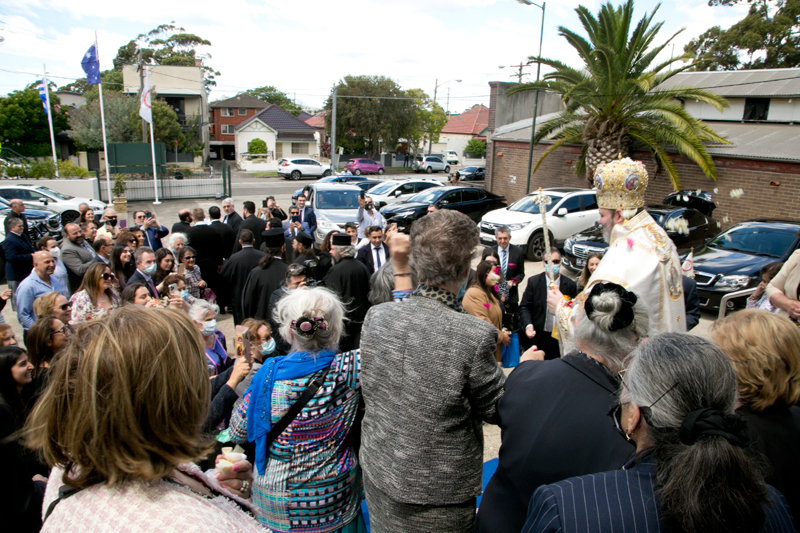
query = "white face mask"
xmin=202 ymin=319 xmax=217 ymax=337
xmin=49 ymin=247 xmax=61 ymax=260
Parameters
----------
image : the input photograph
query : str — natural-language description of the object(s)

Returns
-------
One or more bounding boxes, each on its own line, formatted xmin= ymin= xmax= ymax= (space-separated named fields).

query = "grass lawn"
xmin=250 ymin=172 xmax=279 ymax=177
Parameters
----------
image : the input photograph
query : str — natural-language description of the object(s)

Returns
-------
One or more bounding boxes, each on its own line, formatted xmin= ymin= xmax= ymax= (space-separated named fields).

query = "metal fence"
xmin=97 ymin=162 xmax=233 ymax=203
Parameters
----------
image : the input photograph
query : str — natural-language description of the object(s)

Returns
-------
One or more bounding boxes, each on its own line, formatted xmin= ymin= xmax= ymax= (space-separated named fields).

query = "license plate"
xmin=576 ymin=258 xmax=585 ymax=267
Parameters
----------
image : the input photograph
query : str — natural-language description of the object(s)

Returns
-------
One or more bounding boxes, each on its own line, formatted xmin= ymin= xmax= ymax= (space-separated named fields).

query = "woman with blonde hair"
xmin=69 ymin=263 xmax=120 ymax=325
xmin=711 ymin=309 xmax=800 ymax=521
xmin=32 ymin=291 xmax=71 ymax=324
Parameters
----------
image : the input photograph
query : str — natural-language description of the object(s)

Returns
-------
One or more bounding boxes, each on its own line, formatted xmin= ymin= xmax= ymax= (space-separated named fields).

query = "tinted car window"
xmin=430 ymin=157 xmax=443 ymax=163
xmin=462 ymin=190 xmax=482 ymax=202
xmin=582 ymin=194 xmax=598 ymax=210
xmin=399 ymin=183 xmax=415 ymax=194
xmin=707 ymin=224 xmax=797 ymax=258
xmin=686 ymin=210 xmax=707 ymax=228
xmin=559 ymin=196 xmax=582 ymax=213
xmin=415 ymin=182 xmax=438 ymax=192
xmin=0 ymin=190 xmax=16 ymax=200
xmin=440 ymin=191 xmax=462 ymax=204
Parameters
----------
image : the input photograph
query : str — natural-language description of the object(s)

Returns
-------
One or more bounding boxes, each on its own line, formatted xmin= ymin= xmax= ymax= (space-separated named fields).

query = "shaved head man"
xmin=16 ymin=250 xmax=64 ymax=330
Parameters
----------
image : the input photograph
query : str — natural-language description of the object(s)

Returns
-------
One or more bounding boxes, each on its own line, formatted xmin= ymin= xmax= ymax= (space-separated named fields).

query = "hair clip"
xmin=290 ymin=316 xmax=328 ymax=337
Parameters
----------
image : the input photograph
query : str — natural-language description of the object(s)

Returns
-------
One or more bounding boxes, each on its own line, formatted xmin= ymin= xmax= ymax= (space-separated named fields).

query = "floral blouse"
xmin=183 ymin=265 xmax=204 ymax=299
xmin=69 ymin=289 xmax=120 ymax=326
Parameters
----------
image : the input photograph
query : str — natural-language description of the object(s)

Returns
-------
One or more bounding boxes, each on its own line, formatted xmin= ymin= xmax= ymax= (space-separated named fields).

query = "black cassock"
xmin=323 ymin=257 xmax=371 ymax=352
xmin=220 ymin=247 xmax=265 ymax=325
xmin=241 ymin=258 xmax=288 ymax=321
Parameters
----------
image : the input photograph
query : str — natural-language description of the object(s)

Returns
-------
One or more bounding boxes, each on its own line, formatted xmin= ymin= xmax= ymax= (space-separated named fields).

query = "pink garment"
xmin=42 ymin=463 xmax=265 ymax=532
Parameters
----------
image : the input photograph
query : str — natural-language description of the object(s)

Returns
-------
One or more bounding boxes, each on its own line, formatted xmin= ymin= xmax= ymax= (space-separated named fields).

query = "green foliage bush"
xmin=112 ymin=174 xmax=127 ymax=197
xmin=248 ymin=138 xmax=268 ymax=154
xmin=465 ymin=139 xmax=486 ymax=156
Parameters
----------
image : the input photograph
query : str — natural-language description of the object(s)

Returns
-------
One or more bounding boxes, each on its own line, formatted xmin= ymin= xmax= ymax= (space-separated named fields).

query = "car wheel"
xmin=61 ymin=210 xmax=80 ymax=225
xmin=526 ymin=231 xmax=546 ymax=262
xmin=322 ymin=169 xmax=331 ymax=177
xmin=444 ymin=166 xmax=450 ymax=173
xmin=377 ymin=168 xmax=384 ymax=175
xmin=425 ymin=166 xmax=433 ymax=174
xmin=354 ymin=169 xmax=362 ymax=176
xmin=290 ymin=170 xmax=301 ymax=180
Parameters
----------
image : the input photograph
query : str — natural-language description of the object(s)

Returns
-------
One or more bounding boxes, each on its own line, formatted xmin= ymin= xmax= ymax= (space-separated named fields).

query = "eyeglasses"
xmin=128 ymin=238 xmax=137 ymax=244
xmin=101 ymin=273 xmax=116 ymax=281
xmin=183 ymin=255 xmax=196 ymax=260
xmin=608 ymin=370 xmax=678 ymax=438
xmin=59 ymin=302 xmax=72 ymax=311
xmin=50 ymin=324 xmax=74 ymax=337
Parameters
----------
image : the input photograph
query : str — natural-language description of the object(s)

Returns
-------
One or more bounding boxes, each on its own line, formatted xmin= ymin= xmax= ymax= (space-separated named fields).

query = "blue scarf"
xmin=246 ymin=349 xmax=336 ymax=475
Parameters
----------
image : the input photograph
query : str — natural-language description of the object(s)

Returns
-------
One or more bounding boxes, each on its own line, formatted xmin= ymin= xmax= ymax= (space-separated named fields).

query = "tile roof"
xmin=297 ymin=111 xmax=312 ymax=121
xmin=235 ymin=105 xmax=317 ymax=132
xmin=210 ymin=93 xmax=270 ymax=108
xmin=442 ymin=104 xmax=489 ymax=135
xmin=305 ymin=111 xmax=327 ymax=129
xmin=657 ymin=68 xmax=800 ymax=98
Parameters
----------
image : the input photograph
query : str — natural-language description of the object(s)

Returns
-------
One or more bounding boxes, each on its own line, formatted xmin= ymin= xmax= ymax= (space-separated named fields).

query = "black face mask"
xmin=105 ymin=218 xmax=117 ymax=228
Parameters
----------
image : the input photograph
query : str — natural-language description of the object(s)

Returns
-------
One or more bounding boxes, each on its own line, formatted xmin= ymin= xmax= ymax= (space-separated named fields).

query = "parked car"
xmin=367 ymin=178 xmax=443 ymax=209
xmin=0 ymin=184 xmax=106 ymax=225
xmin=479 ymin=188 xmax=599 ymax=261
xmin=455 ymin=166 xmax=485 ymax=181
xmin=445 ymin=150 xmax=460 ymax=165
xmin=0 ymin=196 xmax=63 ymax=241
xmin=562 ymin=205 xmax=720 ymax=272
xmin=344 ymin=158 xmax=385 ymax=175
xmin=380 ymin=186 xmax=506 ymax=234
xmin=689 ymin=219 xmax=800 ymax=311
xmin=303 ymin=183 xmax=364 ymax=242
xmin=352 ymin=180 xmax=382 ymax=193
xmin=278 ymin=158 xmax=332 ymax=180
xmin=412 ymin=156 xmax=450 ymax=174
xmin=316 ymin=175 xmax=367 ymax=183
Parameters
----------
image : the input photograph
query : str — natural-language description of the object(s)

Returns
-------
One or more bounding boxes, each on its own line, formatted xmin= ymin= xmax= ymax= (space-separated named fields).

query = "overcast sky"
xmin=1 ymin=0 xmax=749 ymax=112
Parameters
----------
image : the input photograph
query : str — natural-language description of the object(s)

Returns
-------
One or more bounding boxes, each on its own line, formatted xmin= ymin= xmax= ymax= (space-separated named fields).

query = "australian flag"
xmin=81 ymin=44 xmax=101 ymax=85
xmin=38 ymin=80 xmax=48 ymax=116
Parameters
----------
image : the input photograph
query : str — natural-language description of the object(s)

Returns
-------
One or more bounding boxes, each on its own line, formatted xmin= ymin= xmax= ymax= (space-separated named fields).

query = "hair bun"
xmin=584 ymin=282 xmax=637 ymax=331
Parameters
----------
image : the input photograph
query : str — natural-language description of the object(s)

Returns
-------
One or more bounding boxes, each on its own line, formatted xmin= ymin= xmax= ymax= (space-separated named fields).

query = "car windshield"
xmin=461 ymin=167 xmax=477 ymax=173
xmin=508 ymin=193 xmax=564 ymax=214
xmin=707 ymin=225 xmax=797 ymax=257
xmin=36 ymin=186 xmax=74 ymax=200
xmin=368 ymin=182 xmax=399 ymax=195
xmin=407 ymin=188 xmax=446 ymax=204
xmin=314 ymin=190 xmax=362 ymax=210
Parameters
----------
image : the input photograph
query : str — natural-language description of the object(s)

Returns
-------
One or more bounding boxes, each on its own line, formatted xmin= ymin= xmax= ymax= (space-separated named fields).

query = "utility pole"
xmin=138 ymin=49 xmax=147 ymax=143
xmin=330 ymin=85 xmax=337 ymax=174
xmin=427 ymin=78 xmax=438 ymax=156
xmin=446 ymin=86 xmax=451 ymax=116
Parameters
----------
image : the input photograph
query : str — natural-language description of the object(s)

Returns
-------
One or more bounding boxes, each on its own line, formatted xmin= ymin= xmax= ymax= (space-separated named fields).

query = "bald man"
xmin=16 ymin=251 xmax=62 ymax=330
xmin=9 ymin=199 xmax=28 ymax=235
xmin=96 ymin=208 xmax=119 ymax=239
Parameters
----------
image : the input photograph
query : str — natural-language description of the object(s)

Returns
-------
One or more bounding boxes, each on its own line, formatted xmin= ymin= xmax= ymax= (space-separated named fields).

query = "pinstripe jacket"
xmin=522 ymin=457 xmax=798 ymax=533
xmin=359 ymin=291 xmax=506 ymax=505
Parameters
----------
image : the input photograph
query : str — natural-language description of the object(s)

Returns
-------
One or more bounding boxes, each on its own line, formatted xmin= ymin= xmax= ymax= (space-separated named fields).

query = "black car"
xmin=691 ymin=219 xmax=800 ymax=311
xmin=352 ymin=180 xmax=382 ymax=192
xmin=455 ymin=166 xmax=485 ymax=181
xmin=380 ymin=186 xmax=507 ymax=233
xmin=562 ymin=205 xmax=720 ymax=272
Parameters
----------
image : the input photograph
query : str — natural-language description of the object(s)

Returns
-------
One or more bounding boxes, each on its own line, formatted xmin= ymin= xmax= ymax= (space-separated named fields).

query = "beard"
xmin=601 ymin=219 xmax=614 ymax=243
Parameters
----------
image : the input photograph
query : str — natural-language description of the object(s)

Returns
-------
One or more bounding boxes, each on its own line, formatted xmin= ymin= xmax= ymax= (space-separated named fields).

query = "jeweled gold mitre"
xmin=593 ymin=157 xmax=648 ymax=210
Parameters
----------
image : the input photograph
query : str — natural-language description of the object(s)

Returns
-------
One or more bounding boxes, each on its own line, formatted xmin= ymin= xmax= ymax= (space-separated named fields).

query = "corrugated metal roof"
xmin=701 ymin=122 xmax=800 ymax=162
xmin=657 ymin=69 xmax=800 ymax=97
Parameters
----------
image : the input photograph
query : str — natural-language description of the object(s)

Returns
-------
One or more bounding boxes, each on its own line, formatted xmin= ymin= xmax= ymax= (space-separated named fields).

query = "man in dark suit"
xmin=683 ymin=275 xmax=701 ymax=330
xmin=2 ymin=216 xmax=34 ymax=310
xmin=222 ymin=198 xmax=243 ymax=236
xmin=9 ymin=199 xmax=29 ymax=236
xmin=127 ymin=246 xmax=159 ymax=298
xmin=490 ymin=225 xmax=526 ymax=329
xmin=187 ymin=207 xmax=225 ymax=307
xmin=296 ymin=194 xmax=317 ymax=238
xmin=520 ymin=248 xmax=578 ymax=359
xmin=324 ymin=233 xmax=372 ymax=352
xmin=60 ymin=222 xmax=98 ymax=294
xmin=232 ymin=201 xmax=267 ymax=254
xmin=208 ymin=206 xmax=236 ymax=260
xmin=220 ymin=229 xmax=266 ymax=325
xmin=356 ymin=226 xmax=389 ymax=274
xmin=170 ymin=209 xmax=193 ymax=234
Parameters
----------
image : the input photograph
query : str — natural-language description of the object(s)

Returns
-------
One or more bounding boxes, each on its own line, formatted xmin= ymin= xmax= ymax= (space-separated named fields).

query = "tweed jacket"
xmin=360 ymin=293 xmax=506 ymax=505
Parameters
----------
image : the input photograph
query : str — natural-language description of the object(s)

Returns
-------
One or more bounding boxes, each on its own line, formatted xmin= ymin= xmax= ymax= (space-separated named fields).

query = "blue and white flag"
xmin=38 ymin=80 xmax=48 ymax=116
xmin=81 ymin=44 xmax=101 ymax=85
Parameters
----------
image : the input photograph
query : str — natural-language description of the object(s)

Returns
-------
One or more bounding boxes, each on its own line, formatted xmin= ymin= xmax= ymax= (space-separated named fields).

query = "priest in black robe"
xmin=323 ymin=233 xmax=371 ymax=352
xmin=241 ymin=229 xmax=288 ymax=321
xmin=220 ymin=228 xmax=265 ymax=325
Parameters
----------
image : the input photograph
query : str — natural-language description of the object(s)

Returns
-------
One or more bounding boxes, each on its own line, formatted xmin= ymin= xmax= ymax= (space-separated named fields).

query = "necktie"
xmin=501 ymin=248 xmax=508 ymax=277
xmin=374 ymin=246 xmax=382 ymax=269
xmin=82 ymin=241 xmax=97 ymax=258
xmin=148 ymin=278 xmax=158 ymax=297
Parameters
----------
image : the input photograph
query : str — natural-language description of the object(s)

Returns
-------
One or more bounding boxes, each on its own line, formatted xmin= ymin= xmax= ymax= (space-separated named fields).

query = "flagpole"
xmin=95 ymin=33 xmax=112 ymax=204
xmin=146 ymin=69 xmax=161 ymax=205
xmin=42 ymin=64 xmax=59 ymax=178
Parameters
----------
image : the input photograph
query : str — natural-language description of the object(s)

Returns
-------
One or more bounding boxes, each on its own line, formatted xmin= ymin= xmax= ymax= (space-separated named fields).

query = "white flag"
xmin=139 ymin=69 xmax=152 ymax=124
xmin=681 ymin=249 xmax=695 ymax=278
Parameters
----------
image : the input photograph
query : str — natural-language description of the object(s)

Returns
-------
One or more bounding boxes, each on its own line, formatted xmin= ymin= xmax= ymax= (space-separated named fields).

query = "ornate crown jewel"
xmin=593 ymin=156 xmax=649 ymax=210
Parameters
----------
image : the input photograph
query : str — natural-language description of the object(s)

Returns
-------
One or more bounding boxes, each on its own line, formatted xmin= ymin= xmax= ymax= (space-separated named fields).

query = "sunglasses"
xmin=183 ymin=255 xmax=196 ymax=260
xmin=102 ymin=273 xmax=116 ymax=281
xmin=59 ymin=302 xmax=72 ymax=311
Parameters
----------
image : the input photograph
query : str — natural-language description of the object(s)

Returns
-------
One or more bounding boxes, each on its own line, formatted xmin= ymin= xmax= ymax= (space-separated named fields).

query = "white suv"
xmin=412 ymin=156 xmax=450 ymax=174
xmin=445 ymin=150 xmax=460 ymax=165
xmin=278 ymin=158 xmax=332 ymax=180
xmin=0 ymin=185 xmax=107 ymax=225
xmin=367 ymin=178 xmax=443 ymax=209
xmin=478 ymin=188 xmax=600 ymax=261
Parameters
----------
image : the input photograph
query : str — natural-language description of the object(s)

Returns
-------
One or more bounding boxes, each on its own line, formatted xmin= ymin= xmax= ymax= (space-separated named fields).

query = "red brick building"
xmin=209 ymin=94 xmax=270 ymax=160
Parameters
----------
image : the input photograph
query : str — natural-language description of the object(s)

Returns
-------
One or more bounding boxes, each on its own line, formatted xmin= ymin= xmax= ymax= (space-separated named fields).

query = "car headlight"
xmin=715 ymin=275 xmax=753 ymax=290
xmin=505 ymin=222 xmax=529 ymax=231
xmin=564 ymin=238 xmax=574 ymax=253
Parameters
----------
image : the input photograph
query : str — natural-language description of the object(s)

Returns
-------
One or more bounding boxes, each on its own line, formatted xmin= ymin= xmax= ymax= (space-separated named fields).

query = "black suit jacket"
xmin=2 ymin=232 xmax=34 ymax=282
xmin=233 ymin=215 xmax=268 ymax=254
xmin=210 ymin=220 xmax=236 ymax=259
xmin=682 ymin=275 xmax=700 ymax=330
xmin=186 ymin=224 xmax=224 ymax=273
xmin=224 ymin=211 xmax=244 ymax=236
xmin=520 ymin=272 xmax=578 ymax=334
xmin=491 ymin=244 xmax=525 ymax=305
xmin=171 ymin=221 xmax=193 ymax=235
xmin=356 ymin=242 xmax=389 ymax=273
xmin=300 ymin=207 xmax=317 ymax=238
xmin=127 ymin=270 xmax=158 ymax=298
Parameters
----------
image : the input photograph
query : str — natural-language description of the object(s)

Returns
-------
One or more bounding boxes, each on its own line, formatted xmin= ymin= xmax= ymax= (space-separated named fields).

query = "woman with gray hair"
xmin=228 ymin=286 xmax=366 ymax=532
xmin=476 ymin=282 xmax=647 ymax=533
xmin=360 ymin=209 xmax=506 ymax=532
xmin=189 ymin=299 xmax=229 ymax=376
xmin=168 ymin=232 xmax=187 ymax=259
xmin=522 ymin=333 xmax=797 ymax=533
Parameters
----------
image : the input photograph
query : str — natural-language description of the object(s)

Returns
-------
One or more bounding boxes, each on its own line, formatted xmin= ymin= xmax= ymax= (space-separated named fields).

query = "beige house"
xmin=234 ymin=105 xmax=320 ymax=171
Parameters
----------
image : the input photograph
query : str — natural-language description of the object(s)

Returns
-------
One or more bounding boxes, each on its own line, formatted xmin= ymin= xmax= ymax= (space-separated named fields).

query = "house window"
xmin=743 ymin=98 xmax=770 ymax=121
xmin=292 ymin=143 xmax=309 ymax=154
xmin=238 ymin=108 xmax=247 ymax=115
xmin=221 ymin=108 xmax=235 ymax=117
xmin=276 ymin=143 xmax=283 ymax=159
xmin=221 ymin=125 xmax=235 ymax=134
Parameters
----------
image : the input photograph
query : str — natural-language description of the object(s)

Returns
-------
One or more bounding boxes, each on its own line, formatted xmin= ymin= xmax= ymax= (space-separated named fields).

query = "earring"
xmin=625 ymin=433 xmax=631 ymax=441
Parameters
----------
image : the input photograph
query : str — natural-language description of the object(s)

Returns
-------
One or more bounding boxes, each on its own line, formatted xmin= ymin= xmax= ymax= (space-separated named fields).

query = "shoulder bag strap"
xmin=42 ymin=485 xmax=84 ymax=525
xmin=265 ymin=364 xmax=332 ymax=449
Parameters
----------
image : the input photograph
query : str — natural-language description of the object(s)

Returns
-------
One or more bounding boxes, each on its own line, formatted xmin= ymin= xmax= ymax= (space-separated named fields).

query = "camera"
xmin=301 ymin=259 xmax=322 ymax=287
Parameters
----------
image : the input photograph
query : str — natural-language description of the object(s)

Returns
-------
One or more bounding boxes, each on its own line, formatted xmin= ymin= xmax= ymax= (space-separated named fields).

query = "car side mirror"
xmin=394 ymin=190 xmax=402 ymax=197
xmin=556 ymin=207 xmax=567 ymax=217
xmin=39 ymin=198 xmax=47 ymax=203
xmin=439 ymin=200 xmax=449 ymax=206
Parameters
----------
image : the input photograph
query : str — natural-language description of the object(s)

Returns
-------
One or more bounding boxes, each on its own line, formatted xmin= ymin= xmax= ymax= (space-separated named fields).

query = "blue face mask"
xmin=143 ymin=263 xmax=157 ymax=276
xmin=202 ymin=319 xmax=217 ymax=337
xmin=180 ymin=289 xmax=189 ymax=301
xmin=260 ymin=338 xmax=276 ymax=356
xmin=545 ymin=264 xmax=560 ymax=278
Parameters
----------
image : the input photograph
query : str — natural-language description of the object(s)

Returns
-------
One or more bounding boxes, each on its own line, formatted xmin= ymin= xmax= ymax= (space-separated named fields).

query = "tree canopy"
xmin=245 ymin=86 xmax=303 ymax=116
xmin=686 ymin=0 xmax=800 ymax=70
xmin=508 ymin=0 xmax=729 ymax=190
xmin=0 ymin=87 xmax=69 ymax=156
xmin=69 ymin=90 xmax=139 ymax=150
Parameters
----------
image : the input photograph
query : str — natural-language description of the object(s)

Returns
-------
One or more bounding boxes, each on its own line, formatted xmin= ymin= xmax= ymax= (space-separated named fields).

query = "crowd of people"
xmin=1 ymin=157 xmax=799 ymax=533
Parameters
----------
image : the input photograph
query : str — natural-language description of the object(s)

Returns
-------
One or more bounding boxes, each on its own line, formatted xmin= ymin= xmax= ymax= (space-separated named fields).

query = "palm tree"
xmin=509 ymin=0 xmax=729 ymax=189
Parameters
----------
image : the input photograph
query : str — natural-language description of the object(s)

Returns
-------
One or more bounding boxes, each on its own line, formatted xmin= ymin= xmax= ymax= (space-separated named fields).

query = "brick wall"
xmin=210 ymin=108 xmax=261 ymax=142
xmin=487 ymin=139 xmax=800 ymax=228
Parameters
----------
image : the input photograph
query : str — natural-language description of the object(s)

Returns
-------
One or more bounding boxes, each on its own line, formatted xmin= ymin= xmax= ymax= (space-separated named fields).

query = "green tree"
xmin=509 ymin=0 xmax=729 ymax=189
xmin=244 ymin=86 xmax=303 ymax=116
xmin=248 ymin=138 xmax=268 ymax=154
xmin=69 ymin=91 xmax=139 ymax=150
xmin=132 ymin=98 xmax=184 ymax=148
xmin=324 ymin=76 xmax=414 ymax=156
xmin=404 ymin=88 xmax=447 ymax=156
xmin=112 ymin=23 xmax=220 ymax=90
xmin=465 ymin=138 xmax=487 ymax=156
xmin=0 ymin=87 xmax=69 ymax=155
xmin=59 ymin=70 xmax=124 ymax=98
xmin=685 ymin=0 xmax=800 ymax=70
